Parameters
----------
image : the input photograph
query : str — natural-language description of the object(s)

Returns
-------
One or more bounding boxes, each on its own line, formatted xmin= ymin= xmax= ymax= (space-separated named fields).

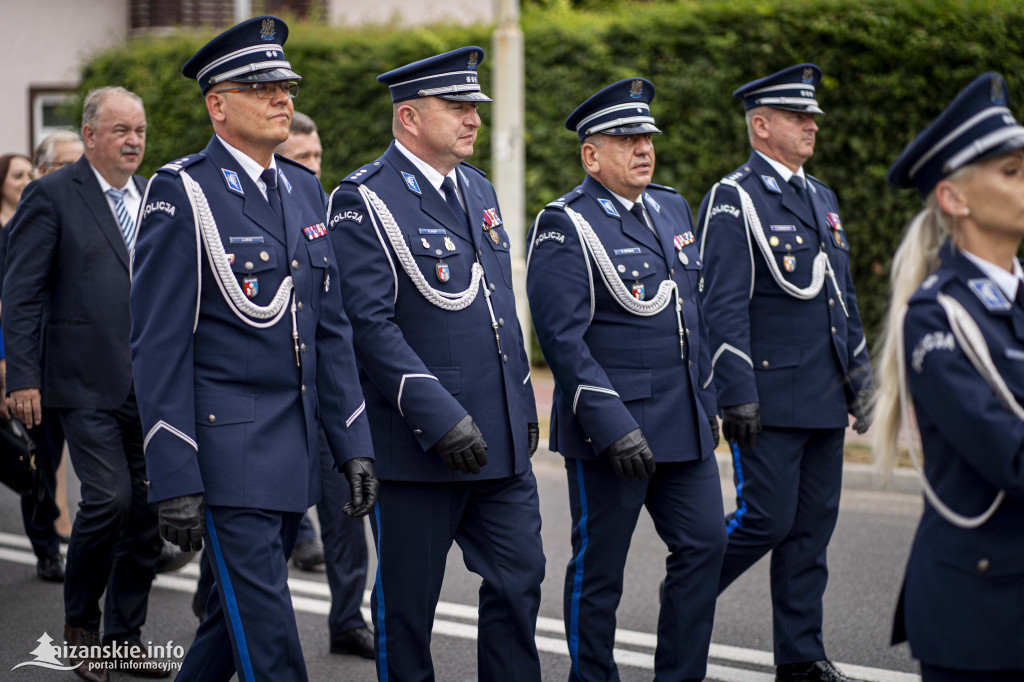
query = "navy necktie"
xmin=629 ymin=202 xmax=651 ymax=232
xmin=789 ymin=175 xmax=813 ymax=214
xmin=441 ymin=177 xmax=470 ymax=233
xmin=261 ymin=168 xmax=284 ymax=225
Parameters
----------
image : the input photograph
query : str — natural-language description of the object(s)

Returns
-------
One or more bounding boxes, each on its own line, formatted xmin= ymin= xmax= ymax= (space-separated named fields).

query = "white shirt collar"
xmin=89 ymin=162 xmax=139 ymax=198
xmin=755 ymin=150 xmax=806 ymax=185
xmin=961 ymin=248 xmax=1024 ymax=301
xmin=608 ymin=187 xmax=643 ymax=212
xmin=394 ymin=139 xmax=458 ymax=197
xmin=216 ymin=135 xmax=277 ymax=199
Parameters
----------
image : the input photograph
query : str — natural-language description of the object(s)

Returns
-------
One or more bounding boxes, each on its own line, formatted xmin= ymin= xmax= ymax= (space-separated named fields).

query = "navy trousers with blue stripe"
xmin=370 ymin=469 xmax=545 ymax=682
xmin=564 ymin=455 xmax=726 ymax=682
xmin=177 ymin=506 xmax=305 ymax=682
xmin=719 ymin=426 xmax=844 ymax=665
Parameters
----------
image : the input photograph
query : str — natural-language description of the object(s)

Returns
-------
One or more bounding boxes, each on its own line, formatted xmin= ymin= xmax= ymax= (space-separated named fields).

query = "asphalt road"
xmin=0 ymin=447 xmax=924 ymax=681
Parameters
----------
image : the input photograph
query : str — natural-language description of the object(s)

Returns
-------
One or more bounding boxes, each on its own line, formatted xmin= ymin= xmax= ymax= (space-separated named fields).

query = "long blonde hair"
xmin=871 ymin=186 xmax=962 ymax=474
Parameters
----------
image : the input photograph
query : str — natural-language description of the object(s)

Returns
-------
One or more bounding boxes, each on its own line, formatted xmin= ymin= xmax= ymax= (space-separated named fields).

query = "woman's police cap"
xmin=377 ymin=47 xmax=491 ymax=103
xmin=565 ymin=78 xmax=661 ymax=144
xmin=183 ymin=16 xmax=301 ymax=94
xmin=887 ymin=72 xmax=1024 ymax=198
xmin=733 ymin=64 xmax=824 ymax=115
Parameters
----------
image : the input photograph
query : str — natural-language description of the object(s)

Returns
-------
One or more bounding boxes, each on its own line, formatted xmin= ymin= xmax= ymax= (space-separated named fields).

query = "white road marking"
xmin=0 ymin=532 xmax=919 ymax=682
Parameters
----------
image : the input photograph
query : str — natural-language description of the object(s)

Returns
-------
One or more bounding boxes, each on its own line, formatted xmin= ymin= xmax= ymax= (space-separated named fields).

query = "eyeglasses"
xmin=213 ymin=81 xmax=299 ymax=99
xmin=40 ymin=161 xmax=74 ymax=170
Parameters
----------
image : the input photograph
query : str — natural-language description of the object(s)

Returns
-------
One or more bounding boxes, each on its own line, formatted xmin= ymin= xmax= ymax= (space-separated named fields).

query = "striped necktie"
xmin=106 ymin=187 xmax=135 ymax=247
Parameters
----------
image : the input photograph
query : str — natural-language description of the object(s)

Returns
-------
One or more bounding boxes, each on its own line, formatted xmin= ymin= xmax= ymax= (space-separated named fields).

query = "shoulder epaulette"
xmin=646 ymin=182 xmax=679 ymax=195
xmin=909 ymin=269 xmax=955 ymax=304
xmin=545 ymin=187 xmax=585 ymax=210
xmin=157 ymin=153 xmax=205 ymax=175
xmin=275 ymin=153 xmax=316 ymax=175
xmin=458 ymin=160 xmax=487 ymax=178
xmin=721 ymin=165 xmax=753 ymax=185
xmin=340 ymin=156 xmax=386 ymax=185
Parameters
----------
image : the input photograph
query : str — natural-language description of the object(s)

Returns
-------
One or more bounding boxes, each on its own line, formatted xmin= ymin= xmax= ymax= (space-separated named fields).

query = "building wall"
xmin=3 ymin=0 xmax=127 ymax=156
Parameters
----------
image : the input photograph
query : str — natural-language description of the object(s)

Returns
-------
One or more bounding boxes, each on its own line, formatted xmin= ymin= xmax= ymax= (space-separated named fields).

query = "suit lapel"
xmin=457 ymin=166 xmax=484 ymax=252
xmin=383 ymin=145 xmax=474 ymax=244
xmin=278 ymin=167 xmax=303 ymax=265
xmin=73 ymin=160 xmax=130 ymax=270
xmin=749 ymin=153 xmax=816 ymax=230
xmin=641 ymin=191 xmax=677 ymax=266
xmin=206 ymin=138 xmax=286 ymax=247
xmin=584 ymin=176 xmax=660 ymax=254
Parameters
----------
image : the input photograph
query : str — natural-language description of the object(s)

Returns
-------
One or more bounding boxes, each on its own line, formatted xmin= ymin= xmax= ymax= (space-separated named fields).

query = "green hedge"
xmin=77 ymin=0 xmax=1024 ymax=348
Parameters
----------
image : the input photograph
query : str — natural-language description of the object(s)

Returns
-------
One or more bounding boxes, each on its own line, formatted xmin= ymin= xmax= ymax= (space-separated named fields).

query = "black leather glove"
xmin=722 ymin=402 xmax=761 ymax=450
xmin=851 ymin=388 xmax=874 ymax=435
xmin=433 ymin=414 xmax=488 ymax=474
xmin=709 ymin=416 xmax=720 ymax=448
xmin=342 ymin=457 xmax=379 ymax=518
xmin=157 ymin=493 xmax=205 ymax=552
xmin=601 ymin=428 xmax=656 ymax=480
xmin=528 ymin=422 xmax=539 ymax=458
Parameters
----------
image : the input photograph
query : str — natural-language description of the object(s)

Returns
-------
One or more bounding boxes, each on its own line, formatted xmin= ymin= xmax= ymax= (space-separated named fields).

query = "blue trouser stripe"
xmin=726 ymin=442 xmax=748 ymax=535
xmin=568 ymin=458 xmax=589 ymax=679
xmin=205 ymin=508 xmax=256 ymax=682
xmin=373 ymin=502 xmax=388 ymax=682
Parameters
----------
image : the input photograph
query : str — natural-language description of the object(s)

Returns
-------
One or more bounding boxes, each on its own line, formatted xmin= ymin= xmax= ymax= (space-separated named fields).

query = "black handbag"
xmin=0 ymin=416 xmax=39 ymax=496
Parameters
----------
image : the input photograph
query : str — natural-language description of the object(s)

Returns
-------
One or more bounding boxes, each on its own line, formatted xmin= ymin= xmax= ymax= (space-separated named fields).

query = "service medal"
xmin=632 ymin=282 xmax=645 ymax=300
xmin=444 ymin=236 xmax=456 ymax=252
xmin=243 ymin=276 xmax=258 ymax=299
xmin=436 ymin=261 xmax=450 ymax=283
xmin=783 ymin=254 xmax=796 ymax=272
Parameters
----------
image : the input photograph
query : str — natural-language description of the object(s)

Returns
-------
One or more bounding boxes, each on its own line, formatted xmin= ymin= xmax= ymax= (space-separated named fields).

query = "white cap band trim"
xmin=417 ymin=83 xmax=483 ymax=97
xmin=197 ymin=43 xmax=285 ymax=82
xmin=943 ymin=125 xmax=1024 ymax=173
xmin=577 ymin=102 xmax=652 ymax=131
xmin=585 ymin=115 xmax=657 ymax=136
xmin=390 ymin=69 xmax=478 ymax=89
xmin=746 ymin=82 xmax=817 ymax=97
xmin=209 ymin=60 xmax=294 ymax=85
xmin=909 ymin=106 xmax=1012 ymax=179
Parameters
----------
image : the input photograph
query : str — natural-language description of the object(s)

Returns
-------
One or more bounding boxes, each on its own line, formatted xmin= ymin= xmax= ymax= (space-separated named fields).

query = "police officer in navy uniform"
xmin=526 ymin=78 xmax=726 ymax=682
xmin=326 ymin=47 xmax=545 ymax=681
xmin=875 ymin=72 xmax=1024 ymax=682
xmin=696 ymin=65 xmax=872 ymax=682
xmin=129 ymin=16 xmax=378 ymax=681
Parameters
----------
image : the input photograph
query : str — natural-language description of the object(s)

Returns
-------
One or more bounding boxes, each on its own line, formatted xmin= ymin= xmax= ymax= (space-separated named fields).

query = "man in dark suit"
xmin=4 ymin=87 xmax=166 ymax=681
xmin=526 ymin=78 xmax=726 ymax=682
xmin=696 ymin=64 xmax=873 ymax=682
xmin=130 ymin=16 xmax=378 ymax=681
xmin=327 ymin=47 xmax=545 ymax=681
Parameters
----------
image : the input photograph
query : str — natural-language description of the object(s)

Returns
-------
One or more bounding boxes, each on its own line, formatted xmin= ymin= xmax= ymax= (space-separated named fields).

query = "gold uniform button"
xmin=631 ymin=270 xmax=640 ymax=277
xmin=785 ymin=244 xmax=792 ymax=251
xmin=498 ymin=318 xmax=505 ymax=327
xmin=297 ymin=302 xmax=304 ymax=311
xmin=301 ymin=385 xmax=307 ymax=395
xmin=977 ymin=558 xmax=990 ymax=572
xmin=244 ymin=262 xmax=254 ymax=271
xmin=260 ymin=251 xmax=270 ymax=262
xmin=292 ymin=260 xmax=299 ymax=270
xmin=300 ymin=343 xmax=307 ymax=353
xmin=831 ymin=326 xmax=837 ymax=334
xmin=490 ymin=283 xmax=497 ymax=291
xmin=769 ymin=236 xmax=779 ymax=247
xmin=502 ymin=354 xmax=509 ymax=363
xmin=207 ymin=415 xmax=216 ymax=423
xmin=796 ymin=236 xmax=804 ymax=244
xmin=436 ymin=249 xmax=443 ymax=256
xmin=323 ymin=256 xmax=329 ymax=264
xmin=762 ymin=360 xmax=769 ymax=368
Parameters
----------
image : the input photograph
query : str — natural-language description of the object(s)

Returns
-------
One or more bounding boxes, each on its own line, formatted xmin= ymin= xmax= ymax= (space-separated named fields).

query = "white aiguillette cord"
xmin=179 ymin=171 xmax=300 ymax=364
xmin=896 ymin=293 xmax=1006 ymax=528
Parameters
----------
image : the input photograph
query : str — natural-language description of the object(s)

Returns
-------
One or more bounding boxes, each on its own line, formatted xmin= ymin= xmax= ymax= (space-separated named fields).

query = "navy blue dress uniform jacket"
xmin=898 ymin=246 xmax=1024 ymax=670
xmin=3 ymin=157 xmax=144 ymax=408
xmin=130 ymin=137 xmax=373 ymax=513
xmin=527 ymin=175 xmax=717 ymax=461
xmin=326 ymin=142 xmax=537 ymax=482
xmin=697 ymin=152 xmax=872 ymax=426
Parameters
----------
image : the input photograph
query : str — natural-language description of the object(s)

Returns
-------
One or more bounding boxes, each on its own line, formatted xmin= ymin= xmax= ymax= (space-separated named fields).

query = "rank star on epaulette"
xmin=302 ymin=222 xmax=327 ymax=241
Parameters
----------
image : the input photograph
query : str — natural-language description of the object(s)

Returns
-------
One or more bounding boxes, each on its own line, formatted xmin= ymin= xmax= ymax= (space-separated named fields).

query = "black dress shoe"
xmin=37 ymin=553 xmax=65 ymax=582
xmin=776 ymin=659 xmax=864 ymax=682
xmin=64 ymin=624 xmax=109 ymax=682
xmin=330 ymin=626 xmax=374 ymax=659
xmin=291 ymin=537 xmax=325 ymax=571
